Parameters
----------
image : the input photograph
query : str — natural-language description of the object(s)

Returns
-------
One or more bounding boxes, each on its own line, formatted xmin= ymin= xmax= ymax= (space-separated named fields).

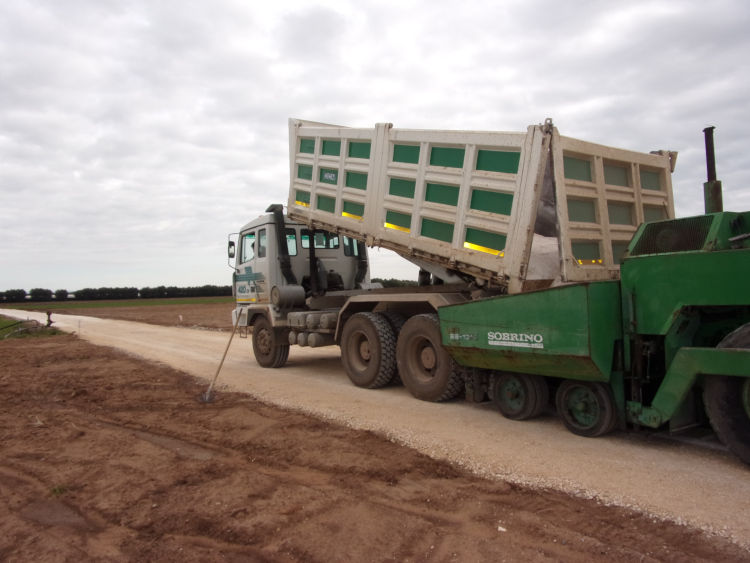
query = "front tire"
xmin=396 ymin=314 xmax=463 ymax=402
xmin=704 ymin=322 xmax=750 ymax=465
xmin=252 ymin=316 xmax=289 ymax=368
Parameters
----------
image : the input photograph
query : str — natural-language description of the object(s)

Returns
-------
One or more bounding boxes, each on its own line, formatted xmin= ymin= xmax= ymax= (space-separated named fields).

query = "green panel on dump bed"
xmin=572 ymin=241 xmax=601 ymax=263
xmin=319 ymin=168 xmax=338 ymax=184
xmin=389 ymin=178 xmax=416 ymax=199
xmin=604 ymin=163 xmax=629 ymax=187
xmin=322 ymin=140 xmax=341 ymax=156
xmin=343 ymin=200 xmax=364 ymax=218
xmin=346 ymin=171 xmax=367 ymax=190
xmin=475 ymin=149 xmax=520 ymax=174
xmin=640 ymin=169 xmax=661 ymax=190
xmin=470 ymin=189 xmax=514 ymax=215
xmin=316 ymin=195 xmax=336 ymax=213
xmin=440 ymin=282 xmax=622 ymax=381
xmin=644 ymin=206 xmax=667 ymax=223
xmin=425 ymin=183 xmax=459 ymax=206
xmin=348 ymin=141 xmax=371 ymax=159
xmin=430 ymin=146 xmax=465 ymax=168
xmin=299 ymin=138 xmax=315 ymax=154
xmin=297 ymin=164 xmax=313 ymax=180
xmin=393 ymin=144 xmax=420 ymax=164
xmin=421 ymin=218 xmax=454 ymax=242
xmin=564 ymin=156 xmax=593 ymax=182
xmin=608 ymin=202 xmax=634 ymax=225
xmin=567 ymin=198 xmax=597 ymax=223
xmin=385 ymin=210 xmax=411 ymax=231
xmin=465 ymin=228 xmax=506 ymax=254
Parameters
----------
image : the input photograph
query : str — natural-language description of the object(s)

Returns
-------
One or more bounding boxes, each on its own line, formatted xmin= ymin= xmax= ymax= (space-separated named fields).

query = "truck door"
xmin=235 ymin=229 xmax=269 ymax=304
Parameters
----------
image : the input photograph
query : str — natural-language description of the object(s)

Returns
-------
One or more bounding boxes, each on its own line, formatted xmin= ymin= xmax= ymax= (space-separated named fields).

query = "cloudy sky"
xmin=1 ymin=0 xmax=748 ymax=292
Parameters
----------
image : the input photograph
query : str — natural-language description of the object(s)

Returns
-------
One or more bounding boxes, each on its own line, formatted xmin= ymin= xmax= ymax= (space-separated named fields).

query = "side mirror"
xmin=228 ymin=240 xmax=236 ymax=259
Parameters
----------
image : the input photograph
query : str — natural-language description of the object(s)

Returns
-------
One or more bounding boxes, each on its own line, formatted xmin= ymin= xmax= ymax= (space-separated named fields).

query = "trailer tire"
xmin=491 ymin=373 xmax=549 ymax=420
xmin=704 ymin=322 xmax=750 ymax=465
xmin=340 ymin=312 xmax=397 ymax=389
xmin=396 ymin=314 xmax=463 ymax=402
xmin=252 ymin=316 xmax=289 ymax=368
xmin=555 ymin=380 xmax=617 ymax=437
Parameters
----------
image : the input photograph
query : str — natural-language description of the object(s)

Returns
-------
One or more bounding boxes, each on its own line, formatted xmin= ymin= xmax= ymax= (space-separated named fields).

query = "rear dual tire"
xmin=341 ymin=312 xmax=397 ymax=389
xmin=396 ymin=314 xmax=463 ymax=402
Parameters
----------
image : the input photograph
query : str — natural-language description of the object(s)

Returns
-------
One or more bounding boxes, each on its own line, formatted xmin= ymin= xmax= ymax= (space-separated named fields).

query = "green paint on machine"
xmin=439 ymin=282 xmax=622 ymax=381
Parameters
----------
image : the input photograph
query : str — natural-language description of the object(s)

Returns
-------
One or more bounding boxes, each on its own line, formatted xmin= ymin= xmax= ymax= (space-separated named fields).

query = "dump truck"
xmin=228 ymin=119 xmax=750 ymax=465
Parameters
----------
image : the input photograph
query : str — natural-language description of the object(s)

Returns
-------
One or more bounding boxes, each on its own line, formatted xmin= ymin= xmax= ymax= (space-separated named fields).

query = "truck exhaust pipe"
xmin=703 ymin=126 xmax=723 ymax=214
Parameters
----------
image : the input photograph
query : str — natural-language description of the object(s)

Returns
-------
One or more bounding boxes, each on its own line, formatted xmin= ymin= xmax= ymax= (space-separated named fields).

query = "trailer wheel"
xmin=340 ymin=312 xmax=396 ymax=389
xmin=491 ymin=373 xmax=549 ymax=420
xmin=396 ymin=314 xmax=463 ymax=402
xmin=555 ymin=380 xmax=616 ymax=437
xmin=252 ymin=316 xmax=289 ymax=368
xmin=704 ymin=322 xmax=750 ymax=465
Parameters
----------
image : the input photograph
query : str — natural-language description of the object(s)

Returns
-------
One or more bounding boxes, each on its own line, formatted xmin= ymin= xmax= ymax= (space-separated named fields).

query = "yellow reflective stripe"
xmin=342 ymin=211 xmax=362 ymax=220
xmin=295 ymin=200 xmax=310 ymax=207
xmin=463 ymin=241 xmax=504 ymax=257
xmin=384 ymin=222 xmax=410 ymax=233
xmin=236 ymin=298 xmax=257 ymax=303
xmin=577 ymin=259 xmax=603 ymax=265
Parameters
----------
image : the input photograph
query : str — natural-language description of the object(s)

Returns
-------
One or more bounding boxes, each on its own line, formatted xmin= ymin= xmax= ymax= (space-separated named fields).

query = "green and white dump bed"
xmin=287 ymin=118 xmax=676 ymax=293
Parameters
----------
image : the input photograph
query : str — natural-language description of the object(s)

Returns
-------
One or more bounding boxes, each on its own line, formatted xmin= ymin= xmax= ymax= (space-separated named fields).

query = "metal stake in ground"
xmin=201 ymin=311 xmax=243 ymax=403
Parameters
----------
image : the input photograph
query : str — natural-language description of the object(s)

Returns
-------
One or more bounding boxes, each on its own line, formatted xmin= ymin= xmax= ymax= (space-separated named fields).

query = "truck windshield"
xmin=301 ymin=229 xmax=339 ymax=249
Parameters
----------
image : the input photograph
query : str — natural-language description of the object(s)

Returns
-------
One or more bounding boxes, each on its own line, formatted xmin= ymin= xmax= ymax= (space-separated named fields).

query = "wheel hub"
xmin=420 ymin=346 xmax=436 ymax=370
xmin=258 ymin=330 xmax=272 ymax=354
xmin=358 ymin=338 xmax=371 ymax=361
xmin=567 ymin=387 xmax=598 ymax=428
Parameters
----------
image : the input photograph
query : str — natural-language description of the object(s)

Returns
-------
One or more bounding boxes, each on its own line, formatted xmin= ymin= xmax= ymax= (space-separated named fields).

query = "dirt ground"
xmin=41 ymin=302 xmax=236 ymax=331
xmin=1 ymin=304 xmax=749 ymax=562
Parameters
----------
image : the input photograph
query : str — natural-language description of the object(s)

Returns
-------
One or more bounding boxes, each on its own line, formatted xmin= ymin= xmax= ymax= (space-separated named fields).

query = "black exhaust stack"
xmin=703 ymin=126 xmax=723 ymax=214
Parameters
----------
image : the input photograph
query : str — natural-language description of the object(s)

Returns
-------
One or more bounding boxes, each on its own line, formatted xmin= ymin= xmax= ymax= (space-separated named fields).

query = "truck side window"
xmin=241 ymin=232 xmax=256 ymax=263
xmin=343 ymin=236 xmax=359 ymax=257
xmin=285 ymin=228 xmax=298 ymax=256
xmin=258 ymin=229 xmax=267 ymax=258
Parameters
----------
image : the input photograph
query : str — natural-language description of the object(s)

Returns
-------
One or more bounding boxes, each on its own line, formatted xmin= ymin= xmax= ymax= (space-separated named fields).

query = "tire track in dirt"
xmin=2 ymin=308 xmax=749 ymax=548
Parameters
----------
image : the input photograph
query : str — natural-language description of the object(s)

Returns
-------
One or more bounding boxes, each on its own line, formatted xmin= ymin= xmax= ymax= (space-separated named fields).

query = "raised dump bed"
xmin=287 ymin=119 xmax=676 ymax=293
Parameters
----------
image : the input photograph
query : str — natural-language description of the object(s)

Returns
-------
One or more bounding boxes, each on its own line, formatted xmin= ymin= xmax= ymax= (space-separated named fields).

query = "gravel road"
xmin=3 ymin=309 xmax=749 ymax=547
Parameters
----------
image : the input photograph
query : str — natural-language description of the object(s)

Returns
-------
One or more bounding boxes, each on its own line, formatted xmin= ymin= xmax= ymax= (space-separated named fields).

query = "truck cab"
xmin=231 ymin=212 xmax=366 ymax=306
xmin=228 ymin=204 xmax=371 ymax=366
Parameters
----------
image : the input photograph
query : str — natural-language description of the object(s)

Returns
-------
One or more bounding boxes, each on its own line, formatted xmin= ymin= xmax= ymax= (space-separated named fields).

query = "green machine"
xmin=440 ymin=128 xmax=750 ymax=465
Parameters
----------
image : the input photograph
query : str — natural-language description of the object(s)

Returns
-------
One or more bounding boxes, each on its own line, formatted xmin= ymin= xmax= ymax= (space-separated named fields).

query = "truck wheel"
xmin=252 ymin=316 xmax=289 ymax=368
xmin=396 ymin=314 xmax=463 ymax=402
xmin=340 ymin=312 xmax=396 ymax=389
xmin=491 ymin=373 xmax=549 ymax=420
xmin=704 ymin=323 xmax=750 ymax=465
xmin=382 ymin=312 xmax=406 ymax=386
xmin=555 ymin=380 xmax=616 ymax=437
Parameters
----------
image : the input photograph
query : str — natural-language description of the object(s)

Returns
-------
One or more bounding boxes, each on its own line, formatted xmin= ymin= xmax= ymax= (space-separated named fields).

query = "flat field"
xmin=1 ymin=300 xmax=748 ymax=562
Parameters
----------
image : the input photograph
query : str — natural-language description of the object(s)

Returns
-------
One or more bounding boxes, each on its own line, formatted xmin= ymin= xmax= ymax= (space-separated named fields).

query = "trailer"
xmin=229 ymin=120 xmax=750 ymax=465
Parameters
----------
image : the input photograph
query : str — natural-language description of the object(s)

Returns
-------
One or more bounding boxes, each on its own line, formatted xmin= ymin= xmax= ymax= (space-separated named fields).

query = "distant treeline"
xmin=371 ymin=278 xmax=418 ymax=288
xmin=0 ymin=285 xmax=232 ymax=303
